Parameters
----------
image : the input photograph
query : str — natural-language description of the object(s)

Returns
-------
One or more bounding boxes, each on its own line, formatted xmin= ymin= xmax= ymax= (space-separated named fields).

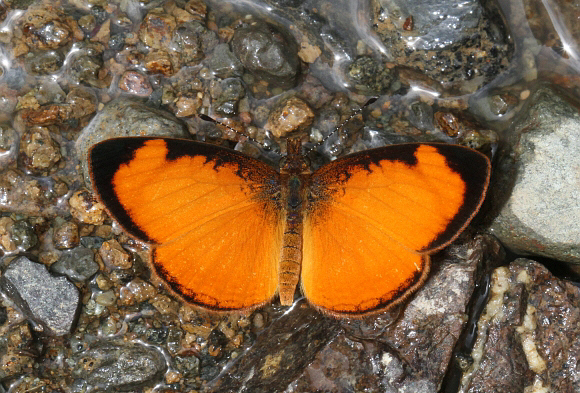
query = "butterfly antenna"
xmin=303 ymin=96 xmax=379 ymax=156
xmin=198 ymin=114 xmax=264 ymax=147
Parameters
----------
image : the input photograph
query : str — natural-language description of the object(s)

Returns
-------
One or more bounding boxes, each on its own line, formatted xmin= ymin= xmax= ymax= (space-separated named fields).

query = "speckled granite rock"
xmin=489 ymin=87 xmax=580 ymax=264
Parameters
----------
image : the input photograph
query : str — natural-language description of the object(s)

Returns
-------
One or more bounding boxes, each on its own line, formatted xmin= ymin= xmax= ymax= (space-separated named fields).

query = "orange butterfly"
xmin=89 ymin=136 xmax=490 ymax=317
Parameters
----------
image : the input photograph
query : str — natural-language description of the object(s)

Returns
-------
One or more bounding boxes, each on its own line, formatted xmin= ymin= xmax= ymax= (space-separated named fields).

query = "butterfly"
xmin=88 ymin=135 xmax=491 ymax=317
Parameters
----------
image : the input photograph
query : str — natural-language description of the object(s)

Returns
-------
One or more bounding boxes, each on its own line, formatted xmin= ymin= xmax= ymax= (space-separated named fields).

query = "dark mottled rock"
xmin=72 ymin=341 xmax=167 ymax=392
xmin=208 ymin=43 xmax=244 ymax=78
xmin=0 ymin=309 xmax=35 ymax=380
xmin=174 ymin=354 xmax=200 ymax=378
xmin=24 ymin=50 xmax=65 ymax=75
xmin=210 ymin=78 xmax=245 ymax=116
xmin=66 ymin=45 xmax=106 ymax=88
xmin=0 ymin=305 xmax=7 ymax=325
xmin=146 ymin=326 xmax=168 ymax=344
xmin=50 ymin=246 xmax=98 ymax=282
xmin=80 ymin=236 xmax=104 ymax=249
xmin=347 ymin=56 xmax=394 ymax=94
xmin=407 ymin=101 xmax=434 ymax=131
xmin=75 ymin=98 xmax=188 ymax=186
xmin=460 ymin=259 xmax=580 ymax=392
xmin=108 ymin=32 xmax=125 ymax=51
xmin=11 ymin=220 xmax=38 ymax=251
xmin=208 ymin=303 xmax=340 ymax=392
xmin=489 ymin=87 xmax=580 ymax=264
xmin=0 ymin=256 xmax=80 ymax=336
xmin=170 ymin=21 xmax=218 ymax=66
xmin=0 ymin=124 xmax=19 ymax=170
xmin=231 ymin=22 xmax=300 ymax=89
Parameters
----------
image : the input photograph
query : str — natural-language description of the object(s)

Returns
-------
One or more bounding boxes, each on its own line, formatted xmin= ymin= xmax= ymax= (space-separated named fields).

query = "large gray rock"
xmin=0 ymin=256 xmax=80 ymax=336
xmin=489 ymin=87 xmax=580 ymax=263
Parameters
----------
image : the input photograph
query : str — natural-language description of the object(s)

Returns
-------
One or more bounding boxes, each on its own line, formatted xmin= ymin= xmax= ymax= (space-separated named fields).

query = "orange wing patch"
xmin=90 ymin=138 xmax=284 ymax=311
xmin=302 ymin=143 xmax=490 ymax=316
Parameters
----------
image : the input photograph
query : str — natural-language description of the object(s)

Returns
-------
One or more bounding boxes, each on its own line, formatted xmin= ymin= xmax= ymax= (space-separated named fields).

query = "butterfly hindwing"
xmin=89 ymin=138 xmax=284 ymax=311
xmin=301 ymin=143 xmax=491 ymax=316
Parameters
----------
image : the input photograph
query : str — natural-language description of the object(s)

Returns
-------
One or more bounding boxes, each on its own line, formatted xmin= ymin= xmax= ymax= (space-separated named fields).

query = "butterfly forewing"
xmin=89 ymin=138 xmax=284 ymax=311
xmin=301 ymin=143 xmax=490 ymax=316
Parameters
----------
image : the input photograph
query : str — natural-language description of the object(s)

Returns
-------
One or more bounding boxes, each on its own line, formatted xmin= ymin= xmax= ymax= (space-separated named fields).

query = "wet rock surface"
xmin=460 ymin=259 xmax=580 ymax=392
xmin=71 ymin=341 xmax=167 ymax=392
xmin=0 ymin=0 xmax=578 ymax=391
xmin=371 ymin=0 xmax=513 ymax=94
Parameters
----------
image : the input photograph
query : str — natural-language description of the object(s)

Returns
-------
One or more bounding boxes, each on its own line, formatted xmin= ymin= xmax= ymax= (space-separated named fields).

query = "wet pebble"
xmin=174 ymin=94 xmax=203 ymax=117
xmin=52 ymin=219 xmax=79 ymax=249
xmin=170 ymin=21 xmax=216 ymax=66
xmin=0 ymin=256 xmax=80 ymax=336
xmin=265 ymin=96 xmax=314 ymax=138
xmin=77 ymin=14 xmax=96 ymax=34
xmin=66 ymin=87 xmax=97 ymax=119
xmin=0 ymin=124 xmax=19 ymax=170
xmin=69 ymin=189 xmax=107 ymax=225
xmin=372 ymin=0 xmax=512 ymax=93
xmin=50 ymin=246 xmax=98 ymax=282
xmin=488 ymin=92 xmax=519 ymax=116
xmin=0 ymin=316 xmax=35 ymax=380
xmin=94 ymin=290 xmax=117 ymax=306
xmin=20 ymin=104 xmax=69 ymax=126
xmin=144 ymin=50 xmax=174 ymax=76
xmin=121 ymin=278 xmax=157 ymax=304
xmin=0 ymin=170 xmax=69 ymax=217
xmin=19 ymin=126 xmax=61 ymax=173
xmin=207 ymin=43 xmax=244 ymax=79
xmin=18 ymin=4 xmax=83 ymax=51
xmin=71 ymin=341 xmax=167 ymax=392
xmin=231 ymin=22 xmax=300 ymax=89
xmin=407 ymin=101 xmax=434 ymax=131
xmin=138 ymin=10 xmax=177 ymax=50
xmin=67 ymin=44 xmax=106 ymax=88
xmin=24 ymin=49 xmax=65 ymax=75
xmin=210 ymin=78 xmax=245 ymax=116
xmin=118 ymin=70 xmax=153 ymax=97
xmin=11 ymin=219 xmax=38 ymax=251
xmin=0 ymin=217 xmax=17 ymax=252
xmin=99 ymin=239 xmax=131 ymax=269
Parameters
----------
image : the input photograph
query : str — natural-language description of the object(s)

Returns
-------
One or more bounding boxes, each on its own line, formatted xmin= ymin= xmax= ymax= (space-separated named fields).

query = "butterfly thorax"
xmin=277 ymin=138 xmax=310 ymax=306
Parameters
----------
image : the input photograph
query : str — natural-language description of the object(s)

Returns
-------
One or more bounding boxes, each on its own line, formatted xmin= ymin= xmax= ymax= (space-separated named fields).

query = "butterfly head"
xmin=279 ymin=138 xmax=310 ymax=175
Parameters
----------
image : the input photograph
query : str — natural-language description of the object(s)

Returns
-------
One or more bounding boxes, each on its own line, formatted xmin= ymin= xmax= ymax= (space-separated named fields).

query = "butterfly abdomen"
xmin=278 ymin=174 xmax=306 ymax=306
